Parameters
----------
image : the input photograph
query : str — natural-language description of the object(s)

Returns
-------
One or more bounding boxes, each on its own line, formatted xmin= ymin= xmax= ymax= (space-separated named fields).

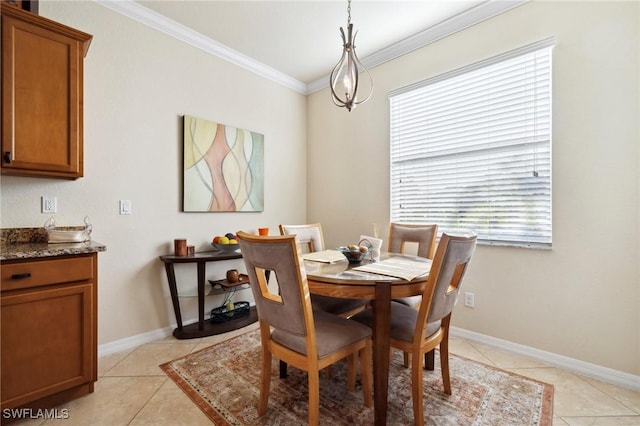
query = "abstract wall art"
xmin=183 ymin=115 xmax=264 ymax=212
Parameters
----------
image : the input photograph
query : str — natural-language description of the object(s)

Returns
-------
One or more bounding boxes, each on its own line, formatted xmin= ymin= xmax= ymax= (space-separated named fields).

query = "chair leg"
xmin=347 ymin=354 xmax=356 ymax=391
xmin=258 ymin=349 xmax=272 ymax=416
xmin=361 ymin=341 xmax=373 ymax=408
xmin=324 ymin=365 xmax=333 ymax=379
xmin=424 ymin=349 xmax=435 ymax=371
xmin=403 ymin=351 xmax=410 ymax=368
xmin=279 ymin=360 xmax=288 ymax=378
xmin=440 ymin=340 xmax=452 ymax=395
xmin=411 ymin=348 xmax=425 ymax=426
xmin=440 ymin=316 xmax=452 ymax=395
xmin=308 ymin=370 xmax=320 ymax=426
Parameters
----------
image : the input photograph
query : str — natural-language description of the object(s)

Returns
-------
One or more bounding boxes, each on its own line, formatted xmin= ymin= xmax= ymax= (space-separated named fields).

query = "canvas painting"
xmin=183 ymin=115 xmax=264 ymax=212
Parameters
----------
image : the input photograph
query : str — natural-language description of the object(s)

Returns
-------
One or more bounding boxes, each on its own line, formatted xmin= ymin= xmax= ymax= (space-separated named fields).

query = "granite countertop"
xmin=1 ymin=227 xmax=106 ymax=261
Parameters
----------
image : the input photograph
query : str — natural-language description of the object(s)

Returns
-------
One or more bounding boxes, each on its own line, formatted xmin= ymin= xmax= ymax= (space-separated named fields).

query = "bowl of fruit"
xmin=211 ymin=233 xmax=240 ymax=252
xmin=337 ymin=245 xmax=369 ymax=264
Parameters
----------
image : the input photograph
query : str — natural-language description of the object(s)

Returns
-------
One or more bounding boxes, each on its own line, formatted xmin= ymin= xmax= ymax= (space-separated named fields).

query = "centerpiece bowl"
xmin=211 ymin=243 xmax=240 ymax=252
xmin=337 ymin=246 xmax=368 ymax=264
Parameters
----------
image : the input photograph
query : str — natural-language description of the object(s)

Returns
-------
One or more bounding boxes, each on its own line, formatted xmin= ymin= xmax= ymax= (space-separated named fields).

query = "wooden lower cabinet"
xmin=0 ymin=254 xmax=97 ymax=413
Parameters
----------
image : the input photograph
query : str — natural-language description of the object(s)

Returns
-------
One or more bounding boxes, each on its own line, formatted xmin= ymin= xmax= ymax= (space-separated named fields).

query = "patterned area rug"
xmin=161 ymin=329 xmax=553 ymax=425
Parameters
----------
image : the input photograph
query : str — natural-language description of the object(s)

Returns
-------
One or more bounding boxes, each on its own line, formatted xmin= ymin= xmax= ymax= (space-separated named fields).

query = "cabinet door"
xmin=1 ymin=7 xmax=91 ymax=179
xmin=1 ymin=282 xmax=93 ymax=408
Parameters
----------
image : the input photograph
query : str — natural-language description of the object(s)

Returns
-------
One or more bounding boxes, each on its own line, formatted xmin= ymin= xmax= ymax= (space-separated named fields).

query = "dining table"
xmin=304 ymin=252 xmax=431 ymax=426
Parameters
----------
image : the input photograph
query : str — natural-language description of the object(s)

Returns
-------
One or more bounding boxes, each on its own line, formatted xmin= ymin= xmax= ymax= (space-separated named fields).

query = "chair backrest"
xmin=279 ymin=223 xmax=325 ymax=253
xmin=419 ymin=232 xmax=477 ymax=326
xmin=388 ymin=223 xmax=438 ymax=259
xmin=236 ymin=231 xmax=314 ymax=337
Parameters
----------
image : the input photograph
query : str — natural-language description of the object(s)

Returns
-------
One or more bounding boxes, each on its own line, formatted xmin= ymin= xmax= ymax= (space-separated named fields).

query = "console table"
xmin=159 ymin=251 xmax=257 ymax=339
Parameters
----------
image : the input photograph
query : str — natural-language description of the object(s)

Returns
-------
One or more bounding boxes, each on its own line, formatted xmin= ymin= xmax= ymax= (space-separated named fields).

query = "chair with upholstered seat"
xmin=236 ymin=231 xmax=372 ymax=426
xmin=388 ymin=222 xmax=438 ymax=259
xmin=278 ymin=223 xmax=370 ymax=379
xmin=388 ymin=223 xmax=439 ymax=368
xmin=279 ymin=223 xmax=369 ymax=318
xmin=388 ymin=222 xmax=438 ymax=308
xmin=351 ymin=231 xmax=477 ymax=426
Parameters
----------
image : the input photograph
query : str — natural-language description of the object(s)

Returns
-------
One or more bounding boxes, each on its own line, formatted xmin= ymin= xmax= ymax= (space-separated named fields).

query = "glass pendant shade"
xmin=330 ymin=22 xmax=373 ymax=111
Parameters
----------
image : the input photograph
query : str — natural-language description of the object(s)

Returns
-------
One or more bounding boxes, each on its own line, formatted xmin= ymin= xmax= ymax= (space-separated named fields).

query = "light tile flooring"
xmin=10 ymin=322 xmax=640 ymax=425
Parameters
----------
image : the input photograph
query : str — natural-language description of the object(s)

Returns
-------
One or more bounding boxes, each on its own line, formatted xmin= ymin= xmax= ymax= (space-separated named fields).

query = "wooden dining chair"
xmin=236 ymin=231 xmax=372 ymax=426
xmin=389 ymin=222 xmax=438 ymax=309
xmin=351 ymin=232 xmax=477 ymax=426
xmin=388 ymin=222 xmax=438 ymax=261
xmin=387 ymin=222 xmax=438 ymax=366
xmin=279 ymin=223 xmax=369 ymax=318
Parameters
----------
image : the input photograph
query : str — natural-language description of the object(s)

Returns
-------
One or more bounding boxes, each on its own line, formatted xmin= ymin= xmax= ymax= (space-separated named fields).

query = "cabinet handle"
xmin=3 ymin=152 xmax=11 ymax=164
xmin=10 ymin=273 xmax=31 ymax=280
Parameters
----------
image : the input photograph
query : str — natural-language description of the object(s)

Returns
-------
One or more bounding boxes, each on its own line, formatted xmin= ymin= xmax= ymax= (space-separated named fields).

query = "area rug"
xmin=160 ymin=329 xmax=553 ymax=425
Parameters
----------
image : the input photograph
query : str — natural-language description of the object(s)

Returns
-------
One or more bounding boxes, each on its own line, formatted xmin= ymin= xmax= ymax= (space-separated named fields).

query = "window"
xmin=390 ymin=38 xmax=554 ymax=248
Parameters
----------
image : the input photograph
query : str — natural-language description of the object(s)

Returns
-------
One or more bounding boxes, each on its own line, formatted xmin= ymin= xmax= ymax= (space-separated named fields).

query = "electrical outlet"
xmin=464 ymin=292 xmax=475 ymax=308
xmin=41 ymin=196 xmax=57 ymax=213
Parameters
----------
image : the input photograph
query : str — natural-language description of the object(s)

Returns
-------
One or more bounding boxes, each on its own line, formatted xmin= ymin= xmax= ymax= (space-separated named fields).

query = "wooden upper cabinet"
xmin=1 ymin=4 xmax=92 ymax=179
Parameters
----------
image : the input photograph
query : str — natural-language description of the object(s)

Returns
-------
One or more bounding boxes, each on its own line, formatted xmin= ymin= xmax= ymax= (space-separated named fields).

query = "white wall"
xmin=307 ymin=0 xmax=640 ymax=375
xmin=0 ymin=1 xmax=308 ymax=344
xmin=1 ymin=0 xmax=638 ymax=378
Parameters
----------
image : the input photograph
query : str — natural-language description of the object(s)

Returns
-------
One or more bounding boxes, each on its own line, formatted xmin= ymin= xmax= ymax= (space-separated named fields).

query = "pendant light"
xmin=329 ymin=0 xmax=373 ymax=111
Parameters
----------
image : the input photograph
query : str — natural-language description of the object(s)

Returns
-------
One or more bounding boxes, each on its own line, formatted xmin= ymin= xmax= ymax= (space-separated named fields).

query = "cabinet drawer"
xmin=1 ymin=256 xmax=94 ymax=291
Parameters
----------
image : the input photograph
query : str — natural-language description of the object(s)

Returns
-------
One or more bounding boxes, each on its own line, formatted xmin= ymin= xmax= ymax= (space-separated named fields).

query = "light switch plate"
xmin=119 ymin=200 xmax=132 ymax=215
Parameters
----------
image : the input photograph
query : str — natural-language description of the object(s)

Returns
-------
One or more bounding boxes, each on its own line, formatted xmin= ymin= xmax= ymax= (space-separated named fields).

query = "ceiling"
xmin=119 ymin=1 xmax=525 ymax=93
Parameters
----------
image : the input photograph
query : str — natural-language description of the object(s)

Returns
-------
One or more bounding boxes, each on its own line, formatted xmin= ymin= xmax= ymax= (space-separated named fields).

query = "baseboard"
xmin=450 ymin=326 xmax=640 ymax=392
xmin=98 ymin=314 xmax=233 ymax=357
xmin=98 ymin=325 xmax=175 ymax=357
xmin=98 ymin=322 xmax=639 ymax=392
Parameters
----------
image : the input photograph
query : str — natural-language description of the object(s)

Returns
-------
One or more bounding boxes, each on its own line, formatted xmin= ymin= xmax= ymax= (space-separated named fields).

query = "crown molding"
xmin=95 ymin=0 xmax=527 ymax=97
xmin=94 ymin=0 xmax=308 ymax=94
xmin=308 ymin=0 xmax=529 ymax=94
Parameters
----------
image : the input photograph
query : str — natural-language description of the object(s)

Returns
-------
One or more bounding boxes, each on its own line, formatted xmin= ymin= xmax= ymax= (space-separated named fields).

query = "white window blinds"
xmin=390 ymin=38 xmax=554 ymax=247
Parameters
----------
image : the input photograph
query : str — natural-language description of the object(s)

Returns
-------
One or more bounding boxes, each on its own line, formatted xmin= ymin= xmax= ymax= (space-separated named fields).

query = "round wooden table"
xmin=304 ymin=253 xmax=431 ymax=426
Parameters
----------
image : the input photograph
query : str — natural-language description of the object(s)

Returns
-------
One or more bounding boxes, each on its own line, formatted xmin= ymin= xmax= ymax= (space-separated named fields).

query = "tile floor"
xmin=8 ymin=322 xmax=640 ymax=425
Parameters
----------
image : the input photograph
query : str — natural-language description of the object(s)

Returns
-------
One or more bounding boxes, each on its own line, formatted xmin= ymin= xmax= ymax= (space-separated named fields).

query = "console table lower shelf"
xmin=173 ymin=306 xmax=258 ymax=339
xmin=159 ymin=251 xmax=258 ymax=340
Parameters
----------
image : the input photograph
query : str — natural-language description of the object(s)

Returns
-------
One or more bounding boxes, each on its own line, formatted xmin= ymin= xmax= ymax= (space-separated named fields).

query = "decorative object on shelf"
xmin=44 ymin=216 xmax=92 ymax=243
xmin=183 ymin=115 xmax=264 ymax=212
xmin=187 ymin=245 xmax=195 ymax=255
xmin=329 ymin=0 xmax=373 ymax=112
xmin=211 ymin=232 xmax=240 ymax=252
xmin=258 ymin=227 xmax=269 ymax=236
xmin=211 ymin=242 xmax=240 ymax=252
xmin=174 ymin=238 xmax=187 ymax=256
xmin=210 ymin=301 xmax=250 ymax=323
xmin=226 ymin=269 xmax=239 ymax=283
xmin=209 ymin=274 xmax=250 ymax=289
